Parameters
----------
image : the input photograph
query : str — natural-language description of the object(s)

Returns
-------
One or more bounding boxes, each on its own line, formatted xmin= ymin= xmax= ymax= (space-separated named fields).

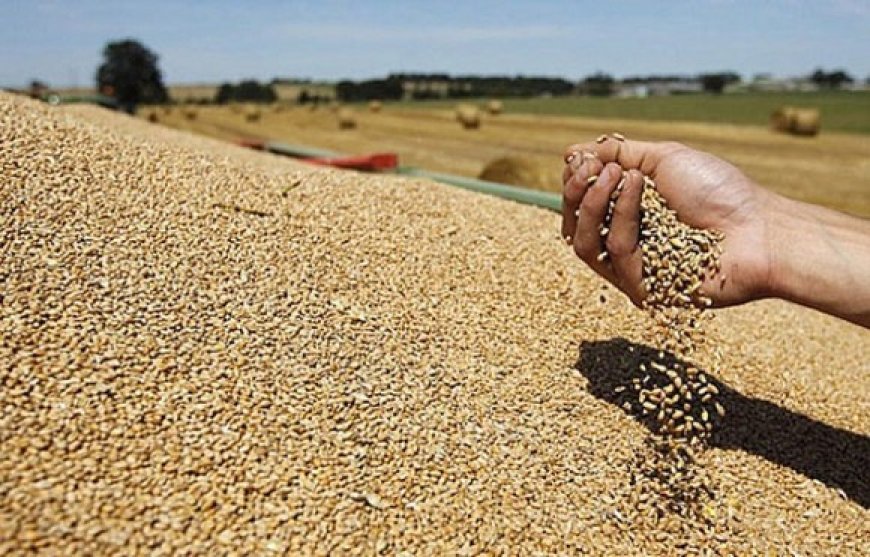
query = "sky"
xmin=2 ymin=0 xmax=869 ymax=88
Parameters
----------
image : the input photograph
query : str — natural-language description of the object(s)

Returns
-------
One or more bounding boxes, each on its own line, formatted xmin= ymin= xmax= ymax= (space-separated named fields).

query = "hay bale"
xmin=245 ymin=108 xmax=262 ymax=122
xmin=147 ymin=111 xmax=159 ymax=123
xmin=329 ymin=101 xmax=341 ymax=113
xmin=771 ymin=106 xmax=820 ymax=136
xmin=487 ymin=99 xmax=504 ymax=115
xmin=789 ymin=108 xmax=820 ymax=136
xmin=770 ymin=106 xmax=794 ymax=133
xmin=478 ymin=155 xmax=560 ymax=191
xmin=337 ymin=108 xmax=357 ymax=130
xmin=455 ymin=104 xmax=481 ymax=129
xmin=183 ymin=107 xmax=198 ymax=120
xmin=369 ymin=100 xmax=383 ymax=113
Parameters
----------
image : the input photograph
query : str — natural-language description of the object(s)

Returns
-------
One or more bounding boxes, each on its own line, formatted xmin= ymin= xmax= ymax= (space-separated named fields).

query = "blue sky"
xmin=3 ymin=0 xmax=869 ymax=87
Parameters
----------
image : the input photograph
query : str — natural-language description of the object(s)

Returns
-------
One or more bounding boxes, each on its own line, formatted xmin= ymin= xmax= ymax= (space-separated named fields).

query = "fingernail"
xmin=565 ymin=151 xmax=579 ymax=164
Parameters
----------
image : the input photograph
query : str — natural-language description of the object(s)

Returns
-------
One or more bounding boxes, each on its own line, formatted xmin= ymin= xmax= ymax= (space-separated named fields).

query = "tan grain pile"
xmin=1 ymin=92 xmax=868 ymax=555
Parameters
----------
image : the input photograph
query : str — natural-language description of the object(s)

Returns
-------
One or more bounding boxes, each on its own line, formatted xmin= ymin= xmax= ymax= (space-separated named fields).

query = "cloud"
xmin=279 ymin=24 xmax=569 ymax=43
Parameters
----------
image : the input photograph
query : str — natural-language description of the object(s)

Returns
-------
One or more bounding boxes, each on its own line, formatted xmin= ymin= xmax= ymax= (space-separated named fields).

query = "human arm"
xmin=561 ymin=137 xmax=870 ymax=328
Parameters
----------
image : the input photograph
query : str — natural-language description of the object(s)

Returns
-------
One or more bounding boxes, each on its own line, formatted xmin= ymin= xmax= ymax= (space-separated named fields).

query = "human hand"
xmin=561 ymin=136 xmax=775 ymax=308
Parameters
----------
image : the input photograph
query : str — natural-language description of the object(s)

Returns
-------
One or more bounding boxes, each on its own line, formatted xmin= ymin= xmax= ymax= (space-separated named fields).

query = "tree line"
xmin=25 ymin=39 xmax=866 ymax=112
xmin=333 ymin=73 xmax=575 ymax=102
xmin=215 ymin=80 xmax=277 ymax=103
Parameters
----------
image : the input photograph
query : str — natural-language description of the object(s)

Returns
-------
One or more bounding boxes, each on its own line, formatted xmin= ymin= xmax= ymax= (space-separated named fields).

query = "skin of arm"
xmin=764 ymin=194 xmax=870 ymax=328
xmin=561 ymin=137 xmax=870 ymax=329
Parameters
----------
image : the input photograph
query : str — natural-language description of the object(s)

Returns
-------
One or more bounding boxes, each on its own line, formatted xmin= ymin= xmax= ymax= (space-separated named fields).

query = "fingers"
xmin=563 ymin=135 xmax=666 ymax=176
xmin=572 ymin=163 xmax=622 ymax=282
xmin=606 ymin=169 xmax=646 ymax=304
xmin=561 ymin=153 xmax=604 ymax=240
xmin=562 ymin=135 xmax=656 ymax=305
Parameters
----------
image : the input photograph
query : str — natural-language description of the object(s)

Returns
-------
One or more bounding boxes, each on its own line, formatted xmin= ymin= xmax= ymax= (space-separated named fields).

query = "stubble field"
xmin=144 ymin=100 xmax=870 ymax=217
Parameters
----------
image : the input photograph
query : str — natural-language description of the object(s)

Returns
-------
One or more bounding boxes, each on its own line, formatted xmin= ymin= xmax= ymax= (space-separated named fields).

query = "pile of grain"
xmin=1 ymin=93 xmax=867 ymax=555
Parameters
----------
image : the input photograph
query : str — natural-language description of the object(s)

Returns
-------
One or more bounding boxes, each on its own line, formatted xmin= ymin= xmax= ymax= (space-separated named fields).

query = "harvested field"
xmin=143 ymin=103 xmax=870 ymax=217
xmin=2 ymin=93 xmax=869 ymax=554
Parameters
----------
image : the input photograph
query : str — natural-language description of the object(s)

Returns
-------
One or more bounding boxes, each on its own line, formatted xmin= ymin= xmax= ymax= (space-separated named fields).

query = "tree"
xmin=700 ymin=74 xmax=726 ymax=94
xmin=700 ymin=72 xmax=740 ymax=94
xmin=335 ymin=78 xmax=403 ymax=102
xmin=96 ymin=39 xmax=168 ymax=113
xmin=29 ymin=80 xmax=49 ymax=99
xmin=810 ymin=68 xmax=854 ymax=89
xmin=216 ymin=83 xmax=234 ymax=104
xmin=579 ymin=72 xmax=614 ymax=96
xmin=214 ymin=80 xmax=277 ymax=104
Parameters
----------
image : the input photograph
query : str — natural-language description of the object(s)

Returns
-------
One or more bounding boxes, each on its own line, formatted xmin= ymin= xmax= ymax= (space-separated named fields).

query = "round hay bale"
xmin=487 ymin=99 xmax=504 ymax=115
xmin=337 ymin=108 xmax=357 ymax=130
xmin=368 ymin=100 xmax=383 ymax=113
xmin=455 ymin=104 xmax=481 ymax=129
xmin=789 ymin=108 xmax=820 ymax=136
xmin=771 ymin=106 xmax=820 ymax=136
xmin=245 ymin=108 xmax=262 ymax=122
xmin=771 ymin=106 xmax=797 ymax=133
xmin=478 ymin=156 xmax=561 ymax=192
xmin=183 ymin=107 xmax=198 ymax=121
xmin=147 ymin=111 xmax=159 ymax=123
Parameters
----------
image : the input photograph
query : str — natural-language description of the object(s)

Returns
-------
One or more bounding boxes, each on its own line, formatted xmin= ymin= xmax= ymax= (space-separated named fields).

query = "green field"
xmin=402 ymin=91 xmax=870 ymax=134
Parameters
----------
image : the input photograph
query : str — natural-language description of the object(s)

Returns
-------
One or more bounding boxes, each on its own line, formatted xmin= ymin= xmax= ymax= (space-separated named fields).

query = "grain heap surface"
xmin=61 ymin=104 xmax=308 ymax=175
xmin=1 ymin=93 xmax=868 ymax=555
